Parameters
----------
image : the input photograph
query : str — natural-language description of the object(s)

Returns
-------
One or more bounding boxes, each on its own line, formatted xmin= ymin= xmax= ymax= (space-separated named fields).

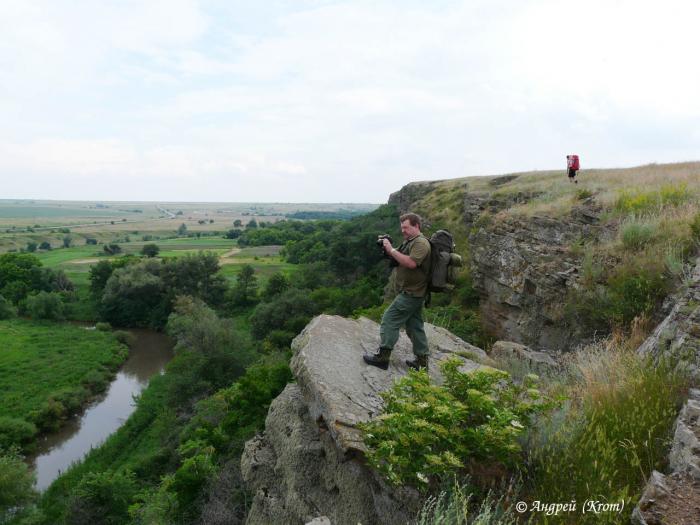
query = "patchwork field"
xmin=0 ymin=200 xmax=377 ymax=253
xmin=33 ymin=239 xmax=291 ymax=294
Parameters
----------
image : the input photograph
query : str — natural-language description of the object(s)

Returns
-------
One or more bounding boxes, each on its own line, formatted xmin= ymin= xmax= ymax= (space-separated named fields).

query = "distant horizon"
xmin=4 ymin=158 xmax=699 ymax=204
xmin=0 ymin=198 xmax=382 ymax=205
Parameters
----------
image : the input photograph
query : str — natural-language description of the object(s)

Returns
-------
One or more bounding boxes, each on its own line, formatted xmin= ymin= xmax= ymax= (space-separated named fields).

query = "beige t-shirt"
xmin=394 ymin=234 xmax=431 ymax=297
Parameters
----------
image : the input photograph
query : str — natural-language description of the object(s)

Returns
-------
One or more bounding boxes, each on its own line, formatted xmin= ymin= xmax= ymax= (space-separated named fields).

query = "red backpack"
xmin=568 ymin=154 xmax=580 ymax=170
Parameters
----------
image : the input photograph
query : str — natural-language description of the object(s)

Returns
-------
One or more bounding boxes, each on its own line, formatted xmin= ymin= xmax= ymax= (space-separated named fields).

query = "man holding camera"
xmin=363 ymin=213 xmax=431 ymax=371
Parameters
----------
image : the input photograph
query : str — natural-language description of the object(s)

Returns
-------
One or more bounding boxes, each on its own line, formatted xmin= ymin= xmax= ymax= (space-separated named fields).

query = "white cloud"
xmin=1 ymin=0 xmax=699 ymax=202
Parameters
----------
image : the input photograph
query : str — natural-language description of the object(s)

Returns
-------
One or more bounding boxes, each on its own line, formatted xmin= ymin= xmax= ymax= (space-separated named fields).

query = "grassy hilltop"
xmin=398 ymin=161 xmax=700 ymax=337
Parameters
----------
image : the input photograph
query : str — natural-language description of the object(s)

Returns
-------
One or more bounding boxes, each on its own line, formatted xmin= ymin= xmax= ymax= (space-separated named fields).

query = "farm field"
xmin=0 ymin=200 xmax=378 ymax=252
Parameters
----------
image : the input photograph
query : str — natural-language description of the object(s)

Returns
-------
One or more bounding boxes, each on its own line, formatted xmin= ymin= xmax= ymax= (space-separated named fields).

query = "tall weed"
xmin=416 ymin=479 xmax=517 ymax=525
xmin=620 ymin=220 xmax=656 ymax=251
xmin=526 ymin=339 xmax=688 ymax=523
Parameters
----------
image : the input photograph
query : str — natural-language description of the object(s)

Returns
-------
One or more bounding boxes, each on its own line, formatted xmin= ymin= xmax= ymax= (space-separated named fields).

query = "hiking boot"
xmin=363 ymin=347 xmax=392 ymax=370
xmin=406 ymin=354 xmax=429 ymax=371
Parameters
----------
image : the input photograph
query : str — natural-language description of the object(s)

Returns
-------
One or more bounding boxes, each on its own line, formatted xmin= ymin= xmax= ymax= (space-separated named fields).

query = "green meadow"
xmin=0 ymin=319 xmax=128 ymax=437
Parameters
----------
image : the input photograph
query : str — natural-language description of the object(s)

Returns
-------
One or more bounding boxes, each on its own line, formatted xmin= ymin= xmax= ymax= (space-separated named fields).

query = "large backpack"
xmin=568 ymin=154 xmax=580 ymax=170
xmin=427 ymin=229 xmax=462 ymax=293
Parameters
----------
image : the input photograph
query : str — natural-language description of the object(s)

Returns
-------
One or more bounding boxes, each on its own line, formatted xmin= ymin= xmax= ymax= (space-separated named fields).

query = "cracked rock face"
xmin=241 ymin=315 xmax=488 ymax=525
xmin=469 ymin=206 xmax=605 ymax=352
xmin=638 ymin=257 xmax=700 ymax=383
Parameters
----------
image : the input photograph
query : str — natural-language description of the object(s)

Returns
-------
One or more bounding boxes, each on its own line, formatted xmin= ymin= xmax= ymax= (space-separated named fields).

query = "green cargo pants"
xmin=379 ymin=292 xmax=429 ymax=357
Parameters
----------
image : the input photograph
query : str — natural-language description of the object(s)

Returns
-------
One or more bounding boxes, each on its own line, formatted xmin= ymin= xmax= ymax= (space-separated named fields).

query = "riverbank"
xmin=29 ymin=329 xmax=174 ymax=490
xmin=0 ymin=319 xmax=129 ymax=452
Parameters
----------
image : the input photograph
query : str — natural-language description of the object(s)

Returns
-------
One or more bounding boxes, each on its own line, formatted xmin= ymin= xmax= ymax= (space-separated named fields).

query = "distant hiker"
xmin=363 ymin=213 xmax=432 ymax=371
xmin=567 ymin=154 xmax=580 ymax=183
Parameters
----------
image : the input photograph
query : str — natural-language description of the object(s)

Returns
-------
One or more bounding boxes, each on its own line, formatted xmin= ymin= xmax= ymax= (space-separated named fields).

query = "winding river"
xmin=28 ymin=329 xmax=174 ymax=491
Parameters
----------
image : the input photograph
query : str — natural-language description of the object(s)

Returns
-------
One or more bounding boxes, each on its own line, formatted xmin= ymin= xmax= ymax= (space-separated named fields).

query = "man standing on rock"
xmin=364 ymin=213 xmax=431 ymax=371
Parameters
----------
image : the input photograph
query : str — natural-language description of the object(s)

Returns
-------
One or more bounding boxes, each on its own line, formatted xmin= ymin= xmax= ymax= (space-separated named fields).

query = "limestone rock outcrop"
xmin=637 ymin=257 xmax=700 ymax=383
xmin=468 ymin=205 xmax=605 ymax=351
xmin=388 ymin=180 xmax=444 ymax=214
xmin=241 ymin=315 xmax=488 ymax=525
xmin=489 ymin=340 xmax=558 ymax=372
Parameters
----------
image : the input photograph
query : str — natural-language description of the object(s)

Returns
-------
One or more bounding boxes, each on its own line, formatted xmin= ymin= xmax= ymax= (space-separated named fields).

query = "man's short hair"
xmin=400 ymin=213 xmax=422 ymax=229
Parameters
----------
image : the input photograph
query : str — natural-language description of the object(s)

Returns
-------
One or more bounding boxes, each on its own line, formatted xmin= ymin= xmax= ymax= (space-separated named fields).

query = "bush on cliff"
xmin=360 ymin=359 xmax=558 ymax=490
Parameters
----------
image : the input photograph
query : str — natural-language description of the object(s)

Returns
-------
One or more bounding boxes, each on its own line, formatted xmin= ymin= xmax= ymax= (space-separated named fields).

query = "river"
xmin=28 ymin=329 xmax=174 ymax=491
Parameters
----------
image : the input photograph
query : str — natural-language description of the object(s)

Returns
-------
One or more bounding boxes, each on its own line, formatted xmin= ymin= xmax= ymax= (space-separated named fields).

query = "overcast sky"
xmin=1 ymin=0 xmax=699 ymax=203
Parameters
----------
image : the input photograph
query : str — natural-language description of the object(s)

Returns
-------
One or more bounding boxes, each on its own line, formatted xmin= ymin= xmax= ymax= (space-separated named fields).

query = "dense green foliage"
xmin=0 ymin=295 xmax=16 ymax=319
xmin=566 ymin=253 xmax=673 ymax=332
xmin=140 ymin=243 xmax=160 ymax=257
xmin=360 ymin=359 xmax=557 ymax=490
xmin=0 ymin=253 xmax=73 ymax=307
xmin=67 ymin=470 xmax=139 ymax=525
xmin=36 ymin=299 xmax=290 ymax=524
xmin=26 ymin=291 xmax=66 ymax=320
xmin=226 ymin=263 xmax=259 ymax=309
xmin=97 ymin=253 xmax=227 ymax=328
xmin=164 ymin=297 xmax=255 ymax=407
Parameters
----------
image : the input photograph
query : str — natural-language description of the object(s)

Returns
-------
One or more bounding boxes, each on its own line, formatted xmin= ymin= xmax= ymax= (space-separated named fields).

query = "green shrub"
xmin=0 ymin=294 xmax=16 ymax=319
xmin=0 ymin=417 xmax=37 ymax=450
xmin=30 ymin=398 xmax=67 ymax=432
xmin=53 ymin=386 xmax=89 ymax=414
xmin=620 ymin=221 xmax=656 ymax=250
xmin=113 ymin=329 xmax=136 ymax=347
xmin=360 ymin=360 xmax=557 ymax=490
xmin=456 ymin=276 xmax=480 ymax=309
xmin=95 ymin=321 xmax=112 ymax=331
xmin=566 ymin=256 xmax=669 ymax=331
xmin=141 ymin=243 xmax=160 ymax=258
xmin=26 ymin=291 xmax=65 ymax=320
xmin=575 ymin=188 xmax=593 ymax=201
xmin=82 ymin=369 xmax=110 ymax=392
xmin=68 ymin=470 xmax=139 ymax=525
xmin=659 ymin=182 xmax=691 ymax=206
xmin=169 ymin=449 xmax=215 ymax=513
xmin=607 ymin=260 xmax=668 ymax=325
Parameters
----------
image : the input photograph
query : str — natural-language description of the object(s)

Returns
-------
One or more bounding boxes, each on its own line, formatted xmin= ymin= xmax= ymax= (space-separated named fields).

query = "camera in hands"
xmin=377 ymin=234 xmax=399 ymax=266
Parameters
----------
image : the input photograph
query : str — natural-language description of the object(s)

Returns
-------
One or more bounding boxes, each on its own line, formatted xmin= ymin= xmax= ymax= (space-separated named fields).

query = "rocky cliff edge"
xmin=240 ymin=314 xmax=489 ymax=525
